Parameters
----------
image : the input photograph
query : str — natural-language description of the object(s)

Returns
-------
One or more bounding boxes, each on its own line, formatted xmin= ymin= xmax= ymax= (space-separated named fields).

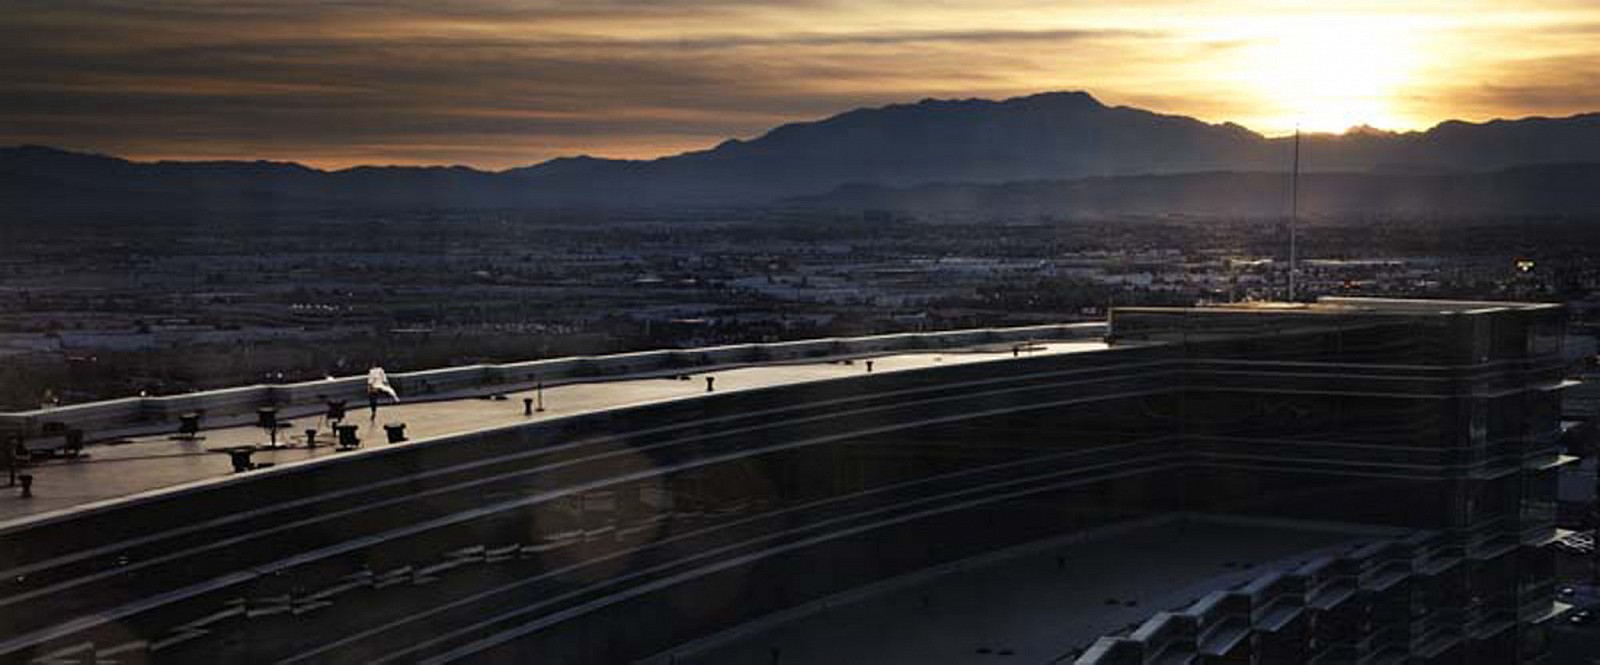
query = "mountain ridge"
xmin=4 ymin=90 xmax=1600 ymax=215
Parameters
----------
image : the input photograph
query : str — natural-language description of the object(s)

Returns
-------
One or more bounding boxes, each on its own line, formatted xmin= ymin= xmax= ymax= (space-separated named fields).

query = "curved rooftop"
xmin=0 ymin=323 xmax=1109 ymax=527
xmin=0 ymin=299 xmax=1569 ymax=664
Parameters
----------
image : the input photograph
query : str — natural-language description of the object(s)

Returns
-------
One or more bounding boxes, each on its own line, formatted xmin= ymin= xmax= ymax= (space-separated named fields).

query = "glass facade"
xmin=0 ymin=299 xmax=1571 ymax=664
xmin=1085 ymin=299 xmax=1570 ymax=663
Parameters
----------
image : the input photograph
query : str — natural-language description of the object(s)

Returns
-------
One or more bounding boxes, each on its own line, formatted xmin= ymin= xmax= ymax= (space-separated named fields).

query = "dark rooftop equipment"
xmin=256 ymin=407 xmax=287 ymax=448
xmin=326 ymin=400 xmax=347 ymax=424
xmin=176 ymin=412 xmax=203 ymax=441
xmin=224 ymin=447 xmax=270 ymax=473
xmin=227 ymin=449 xmax=253 ymax=473
xmin=383 ymin=423 xmax=407 ymax=444
xmin=335 ymin=424 xmax=361 ymax=450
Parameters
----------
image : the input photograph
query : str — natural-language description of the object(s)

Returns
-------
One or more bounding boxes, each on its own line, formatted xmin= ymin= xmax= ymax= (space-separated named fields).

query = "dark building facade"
xmin=0 ymin=298 xmax=1570 ymax=664
xmin=1081 ymin=297 xmax=1571 ymax=663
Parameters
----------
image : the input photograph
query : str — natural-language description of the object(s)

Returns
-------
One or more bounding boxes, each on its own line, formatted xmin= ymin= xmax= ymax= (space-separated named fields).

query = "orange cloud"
xmin=2 ymin=0 xmax=1597 ymax=168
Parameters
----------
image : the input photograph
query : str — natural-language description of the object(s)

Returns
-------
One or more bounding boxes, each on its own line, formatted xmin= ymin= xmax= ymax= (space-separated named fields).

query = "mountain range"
xmin=4 ymin=91 xmax=1599 ymax=218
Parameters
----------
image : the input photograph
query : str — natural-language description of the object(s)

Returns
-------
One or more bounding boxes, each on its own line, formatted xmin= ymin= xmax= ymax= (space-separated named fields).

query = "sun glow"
xmin=9 ymin=1 xmax=1600 ymax=166
xmin=1223 ymin=15 xmax=1429 ymax=134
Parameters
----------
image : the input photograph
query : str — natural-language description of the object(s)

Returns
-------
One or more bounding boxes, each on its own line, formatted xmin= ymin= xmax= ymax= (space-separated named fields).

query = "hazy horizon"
xmin=10 ymin=90 xmax=1598 ymax=173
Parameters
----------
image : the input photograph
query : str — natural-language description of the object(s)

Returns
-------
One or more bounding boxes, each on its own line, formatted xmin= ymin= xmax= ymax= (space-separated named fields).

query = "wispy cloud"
xmin=3 ymin=0 xmax=1598 ymax=167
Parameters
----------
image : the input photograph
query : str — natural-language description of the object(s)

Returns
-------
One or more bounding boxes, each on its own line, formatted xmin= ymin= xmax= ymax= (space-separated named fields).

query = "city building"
xmin=0 ymin=298 xmax=1573 ymax=663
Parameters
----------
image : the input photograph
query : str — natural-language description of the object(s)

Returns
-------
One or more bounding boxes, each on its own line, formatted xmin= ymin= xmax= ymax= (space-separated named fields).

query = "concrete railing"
xmin=0 ymin=322 xmax=1106 ymax=442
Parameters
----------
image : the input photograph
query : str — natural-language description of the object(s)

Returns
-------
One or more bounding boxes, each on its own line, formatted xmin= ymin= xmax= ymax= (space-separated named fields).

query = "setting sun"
xmin=1223 ymin=15 xmax=1429 ymax=133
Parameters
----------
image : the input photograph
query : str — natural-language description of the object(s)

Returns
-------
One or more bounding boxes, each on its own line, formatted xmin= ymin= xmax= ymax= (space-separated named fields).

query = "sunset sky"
xmin=5 ymin=0 xmax=1599 ymax=169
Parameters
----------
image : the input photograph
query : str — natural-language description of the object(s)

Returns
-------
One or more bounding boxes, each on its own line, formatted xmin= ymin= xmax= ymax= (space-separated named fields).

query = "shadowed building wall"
xmin=0 ymin=298 xmax=1569 ymax=664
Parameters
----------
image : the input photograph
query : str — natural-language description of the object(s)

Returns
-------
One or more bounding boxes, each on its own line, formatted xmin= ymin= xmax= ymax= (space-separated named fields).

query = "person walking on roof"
xmin=366 ymin=366 xmax=399 ymax=419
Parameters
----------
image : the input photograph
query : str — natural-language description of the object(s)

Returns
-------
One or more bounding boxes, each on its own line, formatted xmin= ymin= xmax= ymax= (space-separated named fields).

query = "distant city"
xmin=3 ymin=210 xmax=1599 ymax=410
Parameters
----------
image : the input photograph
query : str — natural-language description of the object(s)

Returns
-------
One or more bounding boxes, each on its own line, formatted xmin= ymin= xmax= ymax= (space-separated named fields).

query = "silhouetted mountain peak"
xmin=339 ymin=164 xmax=486 ymax=175
xmin=6 ymin=144 xmax=96 ymax=158
xmin=152 ymin=159 xmax=323 ymax=177
xmin=1007 ymin=90 xmax=1104 ymax=108
xmin=1344 ymin=125 xmax=1395 ymax=137
xmin=0 ymin=144 xmax=128 ymax=166
xmin=506 ymin=154 xmax=627 ymax=178
xmin=4 ymin=90 xmax=1600 ymax=214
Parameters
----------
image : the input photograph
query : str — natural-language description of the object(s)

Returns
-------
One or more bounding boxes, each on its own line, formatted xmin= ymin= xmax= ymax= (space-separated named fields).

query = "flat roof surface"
xmin=0 ymin=341 xmax=1112 ymax=528
xmin=669 ymin=515 xmax=1395 ymax=665
xmin=1119 ymin=296 xmax=1560 ymax=317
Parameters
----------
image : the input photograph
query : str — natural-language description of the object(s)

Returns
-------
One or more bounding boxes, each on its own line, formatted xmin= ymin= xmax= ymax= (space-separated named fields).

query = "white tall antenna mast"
xmin=1289 ymin=125 xmax=1300 ymax=302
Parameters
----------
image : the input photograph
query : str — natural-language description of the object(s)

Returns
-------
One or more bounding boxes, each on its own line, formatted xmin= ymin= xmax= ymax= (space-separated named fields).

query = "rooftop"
xmin=1119 ymin=296 xmax=1562 ymax=316
xmin=0 ymin=338 xmax=1113 ymax=529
